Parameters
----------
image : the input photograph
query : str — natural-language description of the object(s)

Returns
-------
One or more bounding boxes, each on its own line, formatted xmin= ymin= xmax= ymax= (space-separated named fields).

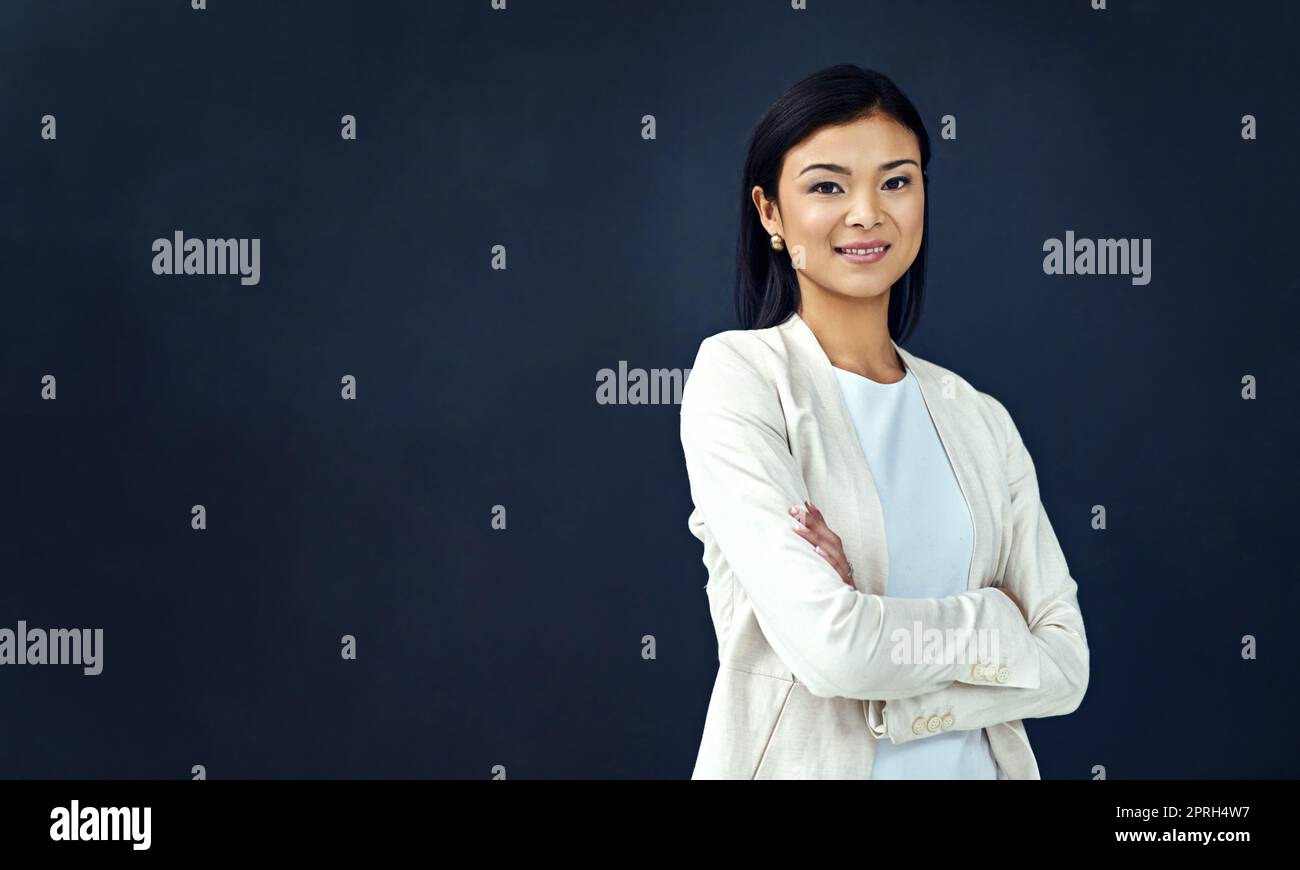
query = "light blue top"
xmin=831 ymin=361 xmax=1000 ymax=780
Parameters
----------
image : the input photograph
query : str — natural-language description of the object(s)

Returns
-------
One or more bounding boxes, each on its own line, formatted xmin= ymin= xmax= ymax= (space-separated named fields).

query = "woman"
xmin=680 ymin=64 xmax=1089 ymax=779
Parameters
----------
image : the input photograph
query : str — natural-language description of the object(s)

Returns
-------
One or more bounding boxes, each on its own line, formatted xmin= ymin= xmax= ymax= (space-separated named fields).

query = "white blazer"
xmin=679 ymin=310 xmax=1089 ymax=779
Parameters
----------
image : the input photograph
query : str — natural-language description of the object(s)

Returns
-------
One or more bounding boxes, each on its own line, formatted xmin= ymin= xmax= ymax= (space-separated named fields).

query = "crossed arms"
xmin=679 ymin=336 xmax=1089 ymax=744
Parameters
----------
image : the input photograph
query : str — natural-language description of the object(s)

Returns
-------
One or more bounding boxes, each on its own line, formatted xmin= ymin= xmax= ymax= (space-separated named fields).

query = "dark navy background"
xmin=2 ymin=0 xmax=1296 ymax=778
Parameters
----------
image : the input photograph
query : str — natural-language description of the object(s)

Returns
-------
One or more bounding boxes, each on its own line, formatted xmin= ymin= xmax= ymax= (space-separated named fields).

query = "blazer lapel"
xmin=778 ymin=312 xmax=888 ymax=597
xmin=776 ymin=310 xmax=984 ymax=597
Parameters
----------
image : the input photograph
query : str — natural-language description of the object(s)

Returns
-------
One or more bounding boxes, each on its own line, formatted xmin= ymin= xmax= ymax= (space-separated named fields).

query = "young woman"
xmin=680 ymin=64 xmax=1089 ymax=779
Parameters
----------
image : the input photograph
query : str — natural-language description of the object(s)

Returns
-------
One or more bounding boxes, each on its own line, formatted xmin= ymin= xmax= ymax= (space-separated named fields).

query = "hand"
xmin=789 ymin=500 xmax=856 ymax=587
xmin=996 ymin=586 xmax=1028 ymax=622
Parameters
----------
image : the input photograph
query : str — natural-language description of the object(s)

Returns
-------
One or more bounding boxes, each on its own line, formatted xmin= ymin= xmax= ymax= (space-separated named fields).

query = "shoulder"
xmin=686 ymin=325 xmax=789 ymax=386
xmin=693 ymin=325 xmax=788 ymax=369
xmin=681 ymin=326 xmax=790 ymax=420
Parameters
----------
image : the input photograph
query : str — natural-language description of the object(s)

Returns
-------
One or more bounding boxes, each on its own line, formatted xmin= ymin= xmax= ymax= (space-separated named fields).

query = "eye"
xmin=811 ymin=176 xmax=913 ymax=195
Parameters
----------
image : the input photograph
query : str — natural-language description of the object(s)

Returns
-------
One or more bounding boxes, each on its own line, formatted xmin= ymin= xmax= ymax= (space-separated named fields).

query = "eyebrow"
xmin=797 ymin=159 xmax=919 ymax=177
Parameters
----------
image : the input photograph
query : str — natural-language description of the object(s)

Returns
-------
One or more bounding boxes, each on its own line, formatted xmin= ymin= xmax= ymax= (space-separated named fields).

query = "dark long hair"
xmin=735 ymin=64 xmax=932 ymax=342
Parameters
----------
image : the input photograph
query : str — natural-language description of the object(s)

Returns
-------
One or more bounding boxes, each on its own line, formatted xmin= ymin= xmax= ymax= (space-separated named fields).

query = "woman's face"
xmin=754 ymin=114 xmax=924 ymax=302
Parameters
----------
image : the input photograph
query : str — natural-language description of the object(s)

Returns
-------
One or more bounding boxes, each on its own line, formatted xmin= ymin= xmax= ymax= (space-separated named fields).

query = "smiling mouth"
xmin=834 ymin=244 xmax=890 ymax=255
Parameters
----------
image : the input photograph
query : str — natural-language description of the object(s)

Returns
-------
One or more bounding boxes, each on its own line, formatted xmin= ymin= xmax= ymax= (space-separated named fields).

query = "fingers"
xmin=815 ymin=545 xmax=854 ymax=586
xmin=788 ymin=503 xmax=836 ymax=549
xmin=788 ymin=505 xmax=827 ymax=547
xmin=789 ymin=503 xmax=853 ymax=585
xmin=812 ymin=544 xmax=852 ymax=585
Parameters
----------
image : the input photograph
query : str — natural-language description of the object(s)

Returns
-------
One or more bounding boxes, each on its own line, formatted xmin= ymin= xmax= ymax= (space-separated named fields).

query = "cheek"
xmin=900 ymin=212 xmax=925 ymax=252
xmin=900 ymin=201 xmax=925 ymax=236
xmin=794 ymin=207 xmax=838 ymax=239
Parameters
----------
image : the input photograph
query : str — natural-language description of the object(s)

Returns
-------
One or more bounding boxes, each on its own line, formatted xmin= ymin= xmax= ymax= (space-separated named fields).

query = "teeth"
xmin=838 ymin=245 xmax=887 ymax=255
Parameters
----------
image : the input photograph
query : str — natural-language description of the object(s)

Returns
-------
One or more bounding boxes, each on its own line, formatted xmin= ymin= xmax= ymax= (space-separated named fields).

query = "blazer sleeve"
xmin=680 ymin=335 xmax=1041 ymax=701
xmin=869 ymin=392 xmax=1091 ymax=743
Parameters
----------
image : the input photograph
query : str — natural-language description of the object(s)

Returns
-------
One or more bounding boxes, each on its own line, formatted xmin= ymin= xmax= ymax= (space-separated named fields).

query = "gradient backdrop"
xmin=2 ymin=0 xmax=1297 ymax=778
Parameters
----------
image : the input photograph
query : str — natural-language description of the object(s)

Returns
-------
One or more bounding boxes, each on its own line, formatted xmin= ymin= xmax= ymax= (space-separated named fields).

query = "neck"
xmin=796 ymin=290 xmax=904 ymax=381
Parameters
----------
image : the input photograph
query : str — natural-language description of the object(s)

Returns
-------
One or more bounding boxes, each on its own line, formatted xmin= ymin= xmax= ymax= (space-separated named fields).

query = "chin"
xmin=833 ymin=284 xmax=892 ymax=301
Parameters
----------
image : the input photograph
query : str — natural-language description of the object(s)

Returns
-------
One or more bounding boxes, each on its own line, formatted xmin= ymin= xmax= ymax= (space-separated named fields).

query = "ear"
xmin=751 ymin=184 xmax=781 ymax=236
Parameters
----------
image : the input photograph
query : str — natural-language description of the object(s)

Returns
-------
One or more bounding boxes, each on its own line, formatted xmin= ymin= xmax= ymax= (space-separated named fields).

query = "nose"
xmin=845 ymin=188 xmax=884 ymax=230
